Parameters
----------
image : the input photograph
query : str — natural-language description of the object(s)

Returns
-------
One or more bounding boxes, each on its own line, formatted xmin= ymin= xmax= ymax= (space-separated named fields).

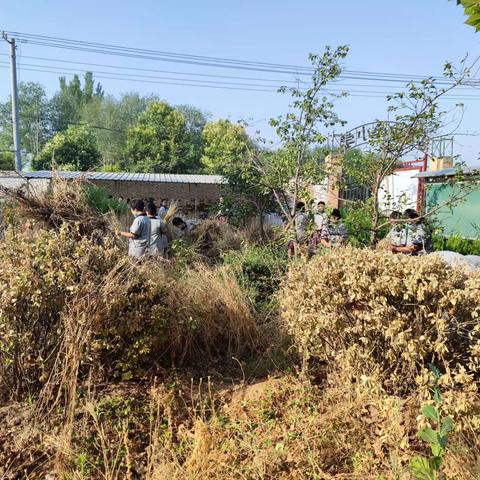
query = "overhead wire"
xmin=2 ymin=52 xmax=480 ymax=91
xmin=2 ymin=62 xmax=480 ymax=100
xmin=2 ymin=31 xmax=480 ymax=99
xmin=7 ymin=30 xmax=474 ymax=85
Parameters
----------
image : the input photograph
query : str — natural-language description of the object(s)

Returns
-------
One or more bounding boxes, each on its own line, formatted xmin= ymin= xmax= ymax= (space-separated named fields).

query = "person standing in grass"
xmin=320 ymin=208 xmax=348 ymax=248
xmin=158 ymin=199 xmax=168 ymax=218
xmin=118 ymin=199 xmax=151 ymax=258
xmin=145 ymin=202 xmax=168 ymax=257
xmin=388 ymin=210 xmax=406 ymax=250
xmin=309 ymin=200 xmax=327 ymax=255
xmin=287 ymin=201 xmax=309 ymax=258
xmin=391 ymin=209 xmax=432 ymax=255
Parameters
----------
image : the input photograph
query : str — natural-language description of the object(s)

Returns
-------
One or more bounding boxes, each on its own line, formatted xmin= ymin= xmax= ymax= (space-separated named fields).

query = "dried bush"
xmin=0 ymin=176 xmax=115 ymax=238
xmin=189 ymin=219 xmax=244 ymax=259
xmin=280 ymin=249 xmax=480 ymax=425
xmin=0 ymin=225 xmax=258 ymax=402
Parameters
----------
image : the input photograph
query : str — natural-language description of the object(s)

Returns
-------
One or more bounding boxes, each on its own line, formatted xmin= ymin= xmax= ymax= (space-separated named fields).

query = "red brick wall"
xmin=91 ymin=180 xmax=222 ymax=212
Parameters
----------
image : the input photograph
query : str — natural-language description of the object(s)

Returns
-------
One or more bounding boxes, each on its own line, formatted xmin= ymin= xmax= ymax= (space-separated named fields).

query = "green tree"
xmin=177 ymin=104 xmax=209 ymax=172
xmin=342 ymin=60 xmax=472 ymax=246
xmin=81 ymin=93 xmax=154 ymax=170
xmin=202 ymin=119 xmax=273 ymax=233
xmin=125 ymin=101 xmax=193 ymax=173
xmin=50 ymin=72 xmax=103 ymax=133
xmin=201 ymin=119 xmax=251 ymax=173
xmin=0 ymin=82 xmax=51 ymax=161
xmin=33 ymin=125 xmax=101 ymax=171
xmin=455 ymin=0 xmax=480 ymax=30
xmin=249 ymin=46 xmax=349 ymax=223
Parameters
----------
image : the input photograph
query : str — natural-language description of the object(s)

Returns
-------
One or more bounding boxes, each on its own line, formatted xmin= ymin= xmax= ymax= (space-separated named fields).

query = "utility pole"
xmin=2 ymin=32 xmax=22 ymax=171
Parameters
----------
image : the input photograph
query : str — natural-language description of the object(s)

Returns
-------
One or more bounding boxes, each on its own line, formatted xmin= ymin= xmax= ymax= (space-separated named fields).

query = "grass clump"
xmin=0 ymin=225 xmax=258 ymax=402
xmin=223 ymin=243 xmax=288 ymax=316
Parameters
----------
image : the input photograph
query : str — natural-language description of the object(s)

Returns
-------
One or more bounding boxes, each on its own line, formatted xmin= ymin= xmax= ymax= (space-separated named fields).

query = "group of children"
xmin=117 ymin=198 xmax=206 ymax=258
xmin=118 ymin=199 xmax=169 ymax=258
xmin=388 ymin=208 xmax=433 ymax=255
xmin=119 ymin=196 xmax=433 ymax=260
xmin=288 ymin=200 xmax=349 ymax=258
xmin=287 ymin=200 xmax=433 ymax=258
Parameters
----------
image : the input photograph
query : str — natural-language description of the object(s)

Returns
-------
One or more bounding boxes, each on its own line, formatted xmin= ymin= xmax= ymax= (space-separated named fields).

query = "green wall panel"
xmin=426 ymin=182 xmax=480 ymax=238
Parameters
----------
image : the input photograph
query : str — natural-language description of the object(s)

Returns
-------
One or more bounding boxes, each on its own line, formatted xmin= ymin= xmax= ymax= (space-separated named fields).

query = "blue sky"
xmin=1 ymin=0 xmax=480 ymax=165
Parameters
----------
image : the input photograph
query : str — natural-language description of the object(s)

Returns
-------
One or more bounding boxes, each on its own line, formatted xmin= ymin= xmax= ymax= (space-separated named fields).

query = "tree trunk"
xmin=259 ymin=206 xmax=265 ymax=241
xmin=370 ymin=182 xmax=380 ymax=248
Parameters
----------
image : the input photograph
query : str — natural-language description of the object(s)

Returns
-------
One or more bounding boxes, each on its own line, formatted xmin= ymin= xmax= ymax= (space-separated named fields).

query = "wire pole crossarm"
xmin=2 ymin=31 xmax=22 ymax=172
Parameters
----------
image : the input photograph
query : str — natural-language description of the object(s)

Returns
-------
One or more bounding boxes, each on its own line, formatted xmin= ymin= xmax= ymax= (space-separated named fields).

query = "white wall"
xmin=379 ymin=168 xmax=420 ymax=212
xmin=0 ymin=172 xmax=50 ymax=195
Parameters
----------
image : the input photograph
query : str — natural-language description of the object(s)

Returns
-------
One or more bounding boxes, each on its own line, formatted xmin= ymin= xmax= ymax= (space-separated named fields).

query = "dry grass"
xmin=188 ymin=219 xmax=244 ymax=258
xmin=0 ymin=175 xmax=112 ymax=237
xmin=1 ymin=180 xmax=479 ymax=479
xmin=2 ymin=373 xmax=478 ymax=479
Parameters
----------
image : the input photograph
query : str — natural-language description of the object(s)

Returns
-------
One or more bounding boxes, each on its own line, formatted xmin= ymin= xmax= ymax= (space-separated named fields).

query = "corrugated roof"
xmin=413 ymin=166 xmax=479 ymax=179
xmin=23 ymin=170 xmax=225 ymax=184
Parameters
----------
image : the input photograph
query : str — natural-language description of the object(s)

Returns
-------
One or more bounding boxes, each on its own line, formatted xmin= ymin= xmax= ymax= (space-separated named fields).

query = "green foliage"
xmin=50 ymin=72 xmax=103 ymax=132
xmin=0 ymin=151 xmax=14 ymax=170
xmin=341 ymin=200 xmax=388 ymax=247
xmin=223 ymin=244 xmax=287 ymax=314
xmin=83 ymin=184 xmax=128 ymax=215
xmin=215 ymin=191 xmax=257 ymax=227
xmin=80 ymin=93 xmax=153 ymax=169
xmin=126 ymin=101 xmax=195 ymax=173
xmin=201 ymin=119 xmax=251 ymax=174
xmin=455 ymin=0 xmax=480 ymax=31
xmin=177 ymin=104 xmax=208 ymax=171
xmin=433 ymin=232 xmax=480 ymax=255
xmin=251 ymin=46 xmax=349 ymax=220
xmin=0 ymin=82 xmax=51 ymax=160
xmin=202 ymin=119 xmax=274 ymax=222
xmin=410 ymin=372 xmax=455 ymax=480
xmin=33 ymin=125 xmax=101 ymax=171
xmin=340 ymin=59 xmax=470 ymax=246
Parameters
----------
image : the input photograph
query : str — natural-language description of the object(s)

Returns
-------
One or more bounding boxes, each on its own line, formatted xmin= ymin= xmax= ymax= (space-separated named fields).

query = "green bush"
xmin=83 ymin=183 xmax=128 ymax=215
xmin=341 ymin=201 xmax=388 ymax=247
xmin=223 ymin=244 xmax=287 ymax=315
xmin=433 ymin=233 xmax=480 ymax=256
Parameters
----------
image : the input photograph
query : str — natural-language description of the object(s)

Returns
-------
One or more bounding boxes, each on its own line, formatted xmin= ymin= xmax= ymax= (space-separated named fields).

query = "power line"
xmin=0 ymin=53 xmax=304 ymax=84
xmin=0 ymin=65 xmax=275 ymax=93
xmin=3 ymin=63 xmax=480 ymax=100
xmin=2 ymin=31 xmax=480 ymax=100
xmin=2 ymin=52 xmax=478 ymax=91
xmin=7 ymin=30 xmax=474 ymax=87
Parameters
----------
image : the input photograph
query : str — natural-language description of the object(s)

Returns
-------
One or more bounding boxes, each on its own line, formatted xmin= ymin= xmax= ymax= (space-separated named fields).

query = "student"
xmin=172 ymin=216 xmax=197 ymax=238
xmin=314 ymin=201 xmax=327 ymax=231
xmin=287 ymin=202 xmax=309 ymax=258
xmin=309 ymin=201 xmax=327 ymax=255
xmin=145 ymin=202 xmax=168 ymax=256
xmin=388 ymin=211 xmax=406 ymax=249
xmin=216 ymin=196 xmax=227 ymax=224
xmin=158 ymin=199 xmax=168 ymax=218
xmin=391 ymin=209 xmax=432 ymax=255
xmin=320 ymin=208 xmax=348 ymax=248
xmin=118 ymin=199 xmax=151 ymax=258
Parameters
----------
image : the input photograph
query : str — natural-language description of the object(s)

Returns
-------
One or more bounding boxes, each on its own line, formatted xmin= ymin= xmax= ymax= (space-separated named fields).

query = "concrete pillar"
xmin=429 ymin=156 xmax=453 ymax=172
xmin=325 ymin=153 xmax=344 ymax=209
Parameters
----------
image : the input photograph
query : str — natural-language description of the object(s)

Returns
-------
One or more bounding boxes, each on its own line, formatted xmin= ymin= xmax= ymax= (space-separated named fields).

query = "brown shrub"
xmin=0 ymin=225 xmax=258 ymax=402
xmin=280 ymin=248 xmax=480 ymax=427
xmin=188 ymin=219 xmax=244 ymax=258
xmin=0 ymin=176 xmax=113 ymax=237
